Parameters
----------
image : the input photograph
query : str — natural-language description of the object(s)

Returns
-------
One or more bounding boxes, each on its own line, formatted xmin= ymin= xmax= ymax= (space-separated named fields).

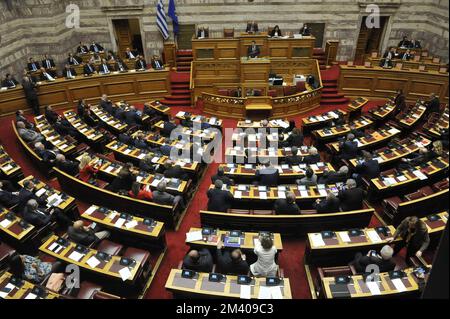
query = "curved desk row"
xmin=0 ymin=69 xmax=171 ymax=117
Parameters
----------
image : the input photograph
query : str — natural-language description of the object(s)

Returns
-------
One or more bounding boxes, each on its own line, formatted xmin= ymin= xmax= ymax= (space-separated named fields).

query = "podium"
xmin=240 ymin=57 xmax=271 ymax=83
xmin=244 ymin=97 xmax=272 ymax=120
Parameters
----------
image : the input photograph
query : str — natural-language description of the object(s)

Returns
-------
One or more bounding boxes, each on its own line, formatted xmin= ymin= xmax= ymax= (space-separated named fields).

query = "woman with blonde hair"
xmin=78 ymin=154 xmax=98 ymax=182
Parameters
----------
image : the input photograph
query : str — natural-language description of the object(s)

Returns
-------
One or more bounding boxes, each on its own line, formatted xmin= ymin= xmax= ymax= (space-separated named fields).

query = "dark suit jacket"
xmin=153 ymin=190 xmax=176 ymax=206
xmin=216 ymin=249 xmax=249 ymax=275
xmin=303 ymin=154 xmax=320 ymax=165
xmin=90 ymin=43 xmax=104 ymax=52
xmin=299 ymin=27 xmax=311 ymax=36
xmin=83 ymin=63 xmax=96 ymax=75
xmin=41 ymin=59 xmax=56 ymax=69
xmin=427 ymin=97 xmax=441 ymax=114
xmin=23 ymin=206 xmax=51 ymax=227
xmin=286 ymin=155 xmax=303 ymax=166
xmin=246 ymin=23 xmax=258 ymax=32
xmin=100 ymin=99 xmax=114 ymax=115
xmin=17 ymin=188 xmax=46 ymax=212
xmin=211 ymin=174 xmax=232 ymax=186
xmin=67 ymin=56 xmax=82 ymax=65
xmin=162 ymin=121 xmax=177 ymax=137
xmin=247 ymin=45 xmax=261 ymax=58
xmin=285 ymin=133 xmax=304 ymax=147
xmin=63 ymin=68 xmax=77 ymax=78
xmin=56 ymin=160 xmax=79 ymax=176
xmin=182 ymin=248 xmax=213 ymax=273
xmin=124 ymin=110 xmax=141 ymax=126
xmin=0 ymin=190 xmax=19 ymax=207
xmin=207 ymin=188 xmax=234 ymax=212
xmin=22 ymin=80 xmax=38 ymax=100
xmin=36 ymin=148 xmax=57 ymax=163
xmin=338 ymin=187 xmax=364 ymax=211
xmin=256 ymin=167 xmax=279 ymax=186
xmin=2 ymin=78 xmax=18 ymax=88
xmin=340 ymin=140 xmax=358 ymax=159
xmin=27 ymin=62 xmax=41 ymax=72
xmin=45 ymin=109 xmax=59 ymax=124
xmin=114 ymin=61 xmax=128 ymax=71
xmin=274 ymin=199 xmax=300 ymax=215
xmin=318 ymin=171 xmax=347 ymax=185
xmin=197 ymin=29 xmax=209 ymax=38
xmin=151 ymin=59 xmax=164 ymax=69
xmin=77 ymin=45 xmax=89 ymax=54
xmin=313 ymin=197 xmax=340 ymax=214
xmin=67 ymin=226 xmax=96 ymax=246
xmin=125 ymin=51 xmax=137 ymax=59
xmin=353 ymin=253 xmax=396 ymax=274
xmin=135 ymin=59 xmax=147 ymax=70
xmin=355 ymin=159 xmax=380 ymax=179
xmin=164 ymin=166 xmax=188 ymax=181
xmin=270 ymin=29 xmax=282 ymax=37
xmin=98 ymin=63 xmax=111 ymax=74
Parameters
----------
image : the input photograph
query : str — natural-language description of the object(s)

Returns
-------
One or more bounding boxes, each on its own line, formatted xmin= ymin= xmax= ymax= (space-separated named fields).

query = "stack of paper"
xmin=391 ymin=278 xmax=407 ymax=292
xmin=413 ymin=170 xmax=428 ymax=180
xmin=366 ymin=230 xmax=382 ymax=243
xmin=186 ymin=231 xmax=203 ymax=242
xmin=86 ymin=256 xmax=101 ymax=268
xmin=0 ymin=219 xmax=12 ymax=228
xmin=310 ymin=233 xmax=326 ymax=247
xmin=366 ymin=281 xmax=381 ymax=295
xmin=338 ymin=232 xmax=351 ymax=243
xmin=240 ymin=285 xmax=252 ymax=299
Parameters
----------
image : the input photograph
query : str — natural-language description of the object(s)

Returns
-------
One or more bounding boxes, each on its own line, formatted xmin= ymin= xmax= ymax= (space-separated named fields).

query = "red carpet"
xmin=0 ymin=66 xmax=387 ymax=299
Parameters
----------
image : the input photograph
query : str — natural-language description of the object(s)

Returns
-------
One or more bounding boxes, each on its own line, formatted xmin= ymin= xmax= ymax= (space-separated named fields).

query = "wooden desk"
xmin=34 ymin=116 xmax=77 ymax=155
xmin=338 ymin=65 xmax=449 ymax=104
xmin=0 ymin=272 xmax=60 ymax=299
xmin=81 ymin=205 xmax=166 ymax=249
xmin=91 ymin=106 xmax=128 ymax=134
xmin=0 ymin=145 xmax=23 ymax=180
xmin=146 ymin=100 xmax=171 ymax=117
xmin=0 ymin=208 xmax=35 ymax=243
xmin=237 ymin=119 xmax=290 ymax=129
xmin=174 ymin=111 xmax=223 ymax=129
xmin=347 ymin=97 xmax=369 ymax=117
xmin=225 ymin=146 xmax=309 ymax=164
xmin=0 ymin=69 xmax=171 ymax=117
xmin=368 ymin=100 xmax=397 ymax=122
xmin=396 ymin=104 xmax=427 ymax=129
xmin=302 ymin=109 xmax=347 ymax=133
xmin=165 ymin=269 xmax=292 ymax=299
xmin=63 ymin=110 xmax=105 ymax=144
xmin=153 ymin=120 xmax=218 ymax=141
xmin=423 ymin=107 xmax=449 ymax=138
xmin=368 ymin=57 xmax=445 ymax=72
xmin=313 ymin=115 xmax=374 ymax=142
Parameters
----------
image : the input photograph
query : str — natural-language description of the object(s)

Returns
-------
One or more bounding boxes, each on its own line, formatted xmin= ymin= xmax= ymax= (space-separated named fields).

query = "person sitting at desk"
xmin=39 ymin=67 xmax=56 ymax=82
xmin=182 ymin=249 xmax=213 ymax=273
xmin=313 ymin=191 xmax=340 ymax=214
xmin=216 ymin=241 xmax=249 ymax=275
xmin=380 ymin=47 xmax=397 ymax=68
xmin=410 ymin=39 xmax=421 ymax=49
xmin=15 ymin=110 xmax=33 ymax=129
xmin=78 ymin=155 xmax=98 ymax=182
xmin=22 ymin=199 xmax=70 ymax=228
xmin=285 ymin=146 xmax=302 ymax=165
xmin=27 ymin=58 xmax=40 ymax=72
xmin=160 ymin=139 xmax=173 ymax=157
xmin=211 ymin=167 xmax=233 ymax=186
xmin=0 ymin=181 xmax=19 ymax=208
xmin=135 ymin=55 xmax=147 ymax=70
xmin=398 ymin=35 xmax=411 ymax=48
xmin=338 ymin=179 xmax=364 ymax=211
xmin=401 ymin=49 xmax=414 ymax=61
xmin=387 ymin=216 xmax=430 ymax=261
xmin=68 ymin=220 xmax=110 ymax=246
xmin=298 ymin=168 xmax=317 ymax=186
xmin=106 ymin=163 xmax=136 ymax=193
xmin=2 ymin=73 xmax=19 ymax=88
xmin=247 ymin=41 xmax=261 ymax=58
xmin=351 ymin=245 xmax=396 ymax=274
xmin=90 ymin=41 xmax=104 ymax=53
xmin=128 ymin=182 xmax=153 ymax=201
xmin=270 ymin=25 xmax=282 ymax=37
xmin=161 ymin=119 xmax=177 ymax=137
xmin=318 ymin=165 xmax=349 ymax=185
xmin=207 ymin=180 xmax=234 ymax=212
xmin=98 ymin=58 xmax=111 ymax=75
xmin=41 ymin=54 xmax=57 ymax=77
xmin=55 ymin=154 xmax=79 ymax=176
xmin=17 ymin=180 xmax=47 ymax=212
xmin=67 ymin=53 xmax=82 ymax=66
xmin=77 ymin=42 xmax=89 ymax=54
xmin=426 ymin=93 xmax=441 ymax=115
xmin=9 ymin=253 xmax=61 ymax=284
xmin=151 ymin=55 xmax=164 ymax=70
xmin=125 ymin=47 xmax=137 ymax=60
xmin=283 ymin=127 xmax=304 ymax=147
xmin=246 ymin=21 xmax=259 ymax=33
xmin=153 ymin=181 xmax=183 ymax=207
xmin=256 ymin=162 xmax=279 ymax=186
xmin=250 ymin=234 xmax=278 ymax=277
xmin=63 ymin=64 xmax=77 ymax=79
xmin=34 ymin=142 xmax=58 ymax=164
xmin=83 ymin=61 xmax=97 ymax=76
xmin=398 ymin=147 xmax=434 ymax=170
xmin=274 ymin=192 xmax=300 ymax=215
xmin=163 ymin=161 xmax=189 ymax=181
xmin=197 ymin=26 xmax=209 ymax=38
xmin=106 ymin=51 xmax=116 ymax=62
xmin=44 ymin=105 xmax=59 ymax=124
xmin=133 ymin=132 xmax=148 ymax=150
xmin=394 ymin=89 xmax=407 ymax=113
xmin=123 ymin=105 xmax=141 ymax=126
xmin=338 ymin=133 xmax=358 ymax=160
xmin=302 ymin=146 xmax=320 ymax=165
xmin=299 ymin=23 xmax=311 ymax=36
xmin=353 ymin=151 xmax=380 ymax=185
xmin=100 ymin=94 xmax=114 ymax=115
xmin=16 ymin=121 xmax=44 ymax=143
xmin=139 ymin=154 xmax=157 ymax=173
xmin=180 ymin=114 xmax=193 ymax=127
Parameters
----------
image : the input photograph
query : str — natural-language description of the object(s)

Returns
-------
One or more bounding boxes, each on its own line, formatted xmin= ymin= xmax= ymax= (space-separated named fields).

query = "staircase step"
xmin=164 ymin=94 xmax=191 ymax=100
xmin=171 ymin=89 xmax=191 ymax=95
xmin=172 ymin=84 xmax=190 ymax=89
xmin=322 ymin=88 xmax=338 ymax=94
xmin=160 ymin=99 xmax=192 ymax=107
xmin=322 ymin=93 xmax=345 ymax=99
xmin=320 ymin=98 xmax=349 ymax=105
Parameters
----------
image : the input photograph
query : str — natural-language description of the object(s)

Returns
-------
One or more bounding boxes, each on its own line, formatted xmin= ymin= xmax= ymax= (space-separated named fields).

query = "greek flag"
xmin=156 ymin=0 xmax=169 ymax=40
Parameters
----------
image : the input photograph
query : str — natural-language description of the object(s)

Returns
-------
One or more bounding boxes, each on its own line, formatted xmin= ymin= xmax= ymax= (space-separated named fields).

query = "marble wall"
xmin=0 ymin=0 xmax=448 ymax=78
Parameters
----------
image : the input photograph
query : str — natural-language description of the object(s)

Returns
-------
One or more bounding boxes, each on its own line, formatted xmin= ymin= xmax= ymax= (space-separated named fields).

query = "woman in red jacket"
xmin=128 ymin=182 xmax=153 ymax=201
xmin=78 ymin=154 xmax=99 ymax=182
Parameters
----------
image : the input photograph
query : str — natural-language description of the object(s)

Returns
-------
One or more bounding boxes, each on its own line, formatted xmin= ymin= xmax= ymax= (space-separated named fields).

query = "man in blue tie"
xmin=67 ymin=53 xmax=81 ymax=65
xmin=41 ymin=54 xmax=57 ymax=78
xmin=1 ymin=74 xmax=19 ymax=88
xmin=135 ymin=55 xmax=147 ymax=70
xmin=27 ymin=58 xmax=40 ymax=72
xmin=63 ymin=64 xmax=77 ymax=79
xmin=83 ymin=62 xmax=96 ymax=76
xmin=98 ymin=59 xmax=111 ymax=74
xmin=151 ymin=55 xmax=164 ymax=70
xmin=90 ymin=41 xmax=104 ymax=53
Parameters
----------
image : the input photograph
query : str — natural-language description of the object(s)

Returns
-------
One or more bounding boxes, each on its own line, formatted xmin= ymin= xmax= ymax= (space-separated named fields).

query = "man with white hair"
xmin=338 ymin=178 xmax=365 ymax=211
xmin=68 ymin=220 xmax=110 ymax=246
xmin=352 ymin=245 xmax=396 ymax=274
xmin=339 ymin=133 xmax=358 ymax=160
xmin=34 ymin=142 xmax=58 ymax=164
xmin=100 ymin=94 xmax=114 ymax=115
xmin=318 ymin=165 xmax=349 ymax=184
xmin=55 ymin=154 xmax=79 ymax=176
xmin=16 ymin=121 xmax=44 ymax=143
xmin=302 ymin=146 xmax=320 ymax=164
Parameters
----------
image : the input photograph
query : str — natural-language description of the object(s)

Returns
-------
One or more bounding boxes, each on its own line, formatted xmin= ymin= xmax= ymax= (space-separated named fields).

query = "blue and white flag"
xmin=168 ymin=0 xmax=179 ymax=36
xmin=156 ymin=0 xmax=169 ymax=40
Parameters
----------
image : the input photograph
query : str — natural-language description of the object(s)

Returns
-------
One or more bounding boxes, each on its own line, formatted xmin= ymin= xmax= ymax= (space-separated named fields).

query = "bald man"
xmin=216 ymin=241 xmax=249 ymax=275
xmin=182 ymin=248 xmax=213 ymax=273
xmin=68 ymin=220 xmax=110 ymax=246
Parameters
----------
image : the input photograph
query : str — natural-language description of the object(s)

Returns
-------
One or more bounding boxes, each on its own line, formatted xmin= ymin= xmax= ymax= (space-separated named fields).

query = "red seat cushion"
xmin=405 ymin=191 xmax=425 ymax=201
xmin=383 ymin=196 xmax=402 ymax=209
xmin=123 ymin=247 xmax=150 ymax=266
xmin=252 ymin=210 xmax=274 ymax=215
xmin=76 ymin=281 xmax=101 ymax=299
xmin=95 ymin=240 xmax=123 ymax=256
xmin=228 ymin=209 xmax=250 ymax=215
xmin=419 ymin=186 xmax=434 ymax=197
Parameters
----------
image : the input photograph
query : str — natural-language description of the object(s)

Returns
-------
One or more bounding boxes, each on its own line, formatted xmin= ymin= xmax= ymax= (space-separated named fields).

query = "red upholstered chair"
xmin=228 ymin=209 xmax=251 ymax=215
xmin=95 ymin=240 xmax=124 ymax=256
xmin=217 ymin=89 xmax=230 ymax=96
xmin=75 ymin=281 xmax=102 ymax=299
xmin=252 ymin=210 xmax=274 ymax=215
xmin=295 ymin=81 xmax=306 ymax=92
xmin=0 ymin=243 xmax=16 ymax=270
xmin=267 ymin=89 xmax=277 ymax=97
xmin=404 ymin=191 xmax=425 ymax=201
xmin=432 ymin=179 xmax=449 ymax=192
xmin=419 ymin=186 xmax=434 ymax=197
xmin=382 ymin=196 xmax=402 ymax=211
xmin=123 ymin=247 xmax=152 ymax=280
xmin=381 ymin=168 xmax=397 ymax=177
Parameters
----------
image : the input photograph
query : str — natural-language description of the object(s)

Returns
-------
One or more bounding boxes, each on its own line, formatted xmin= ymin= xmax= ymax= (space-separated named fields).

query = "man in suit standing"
xmin=21 ymin=76 xmax=40 ymax=115
xmin=2 ymin=74 xmax=19 ymax=88
xmin=247 ymin=41 xmax=261 ymax=58
xmin=135 ymin=55 xmax=147 ymax=70
xmin=90 ymin=41 xmax=104 ymax=53
xmin=394 ymin=89 xmax=406 ymax=113
xmin=246 ymin=21 xmax=259 ymax=33
xmin=27 ymin=58 xmax=40 ymax=72
xmin=182 ymin=249 xmax=213 ymax=273
xmin=274 ymin=192 xmax=300 ymax=215
xmin=206 ymin=180 xmax=234 ymax=212
xmin=352 ymin=245 xmax=396 ymax=274
xmin=63 ymin=64 xmax=77 ymax=79
xmin=151 ymin=55 xmax=164 ymax=70
xmin=41 ymin=54 xmax=57 ymax=78
xmin=216 ymin=241 xmax=249 ymax=275
xmin=338 ymin=179 xmax=364 ymax=211
xmin=256 ymin=162 xmax=279 ymax=186
xmin=339 ymin=133 xmax=358 ymax=160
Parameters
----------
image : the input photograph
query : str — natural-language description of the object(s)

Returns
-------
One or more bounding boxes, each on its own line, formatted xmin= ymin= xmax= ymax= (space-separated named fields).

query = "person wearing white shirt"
xmin=39 ymin=68 xmax=55 ymax=82
xmin=27 ymin=58 xmax=40 ymax=72
xmin=125 ymin=47 xmax=136 ymax=59
xmin=98 ymin=59 xmax=111 ymax=74
xmin=63 ymin=64 xmax=77 ymax=79
xmin=250 ymin=234 xmax=278 ymax=277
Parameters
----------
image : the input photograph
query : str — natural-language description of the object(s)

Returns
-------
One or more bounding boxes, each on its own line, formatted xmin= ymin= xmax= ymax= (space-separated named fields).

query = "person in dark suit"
xmin=100 ymin=94 xmax=114 ymax=115
xmin=318 ymin=165 xmax=349 ymax=184
xmin=313 ymin=192 xmax=340 ymax=213
xmin=2 ymin=73 xmax=19 ymax=88
xmin=339 ymin=133 xmax=358 ymax=160
xmin=39 ymin=67 xmax=56 ymax=82
xmin=90 ymin=42 xmax=104 ymax=53
xmin=298 ymin=168 xmax=317 ymax=186
xmin=139 ymin=154 xmax=157 ymax=173
xmin=17 ymin=180 xmax=47 ymax=213
xmin=274 ymin=192 xmax=300 ymax=215
xmin=163 ymin=162 xmax=189 ymax=181
xmin=34 ymin=142 xmax=58 ymax=164
xmin=41 ymin=54 xmax=57 ymax=77
xmin=125 ymin=47 xmax=137 ymax=60
xmin=397 ymin=36 xmax=411 ymax=48
xmin=246 ymin=21 xmax=258 ymax=33
xmin=0 ymin=181 xmax=19 ymax=208
xmin=247 ymin=41 xmax=260 ymax=58
xmin=123 ymin=105 xmax=141 ymax=126
xmin=114 ymin=58 xmax=129 ymax=72
xmin=161 ymin=119 xmax=177 ymax=137
xmin=153 ymin=181 xmax=183 ymax=207
xmin=55 ymin=154 xmax=79 ymax=176
xmin=394 ymin=89 xmax=406 ymax=113
xmin=63 ymin=64 xmax=77 ymax=79
xmin=285 ymin=146 xmax=303 ymax=165
xmin=388 ymin=216 xmax=430 ymax=260
xmin=160 ymin=140 xmax=173 ymax=157
xmin=380 ymin=47 xmax=396 ymax=68
xmin=151 ymin=55 xmax=164 ymax=70
xmin=135 ymin=55 xmax=147 ymax=70
xmin=299 ymin=23 xmax=311 ymax=36
xmin=197 ymin=26 xmax=209 ymax=38
xmin=83 ymin=62 xmax=97 ymax=76
xmin=401 ymin=49 xmax=413 ymax=61
xmin=410 ymin=39 xmax=421 ymax=48
xmin=354 ymin=151 xmax=380 ymax=185
xmin=21 ymin=76 xmax=40 ymax=115
xmin=216 ymin=241 xmax=249 ymax=275
xmin=180 ymin=115 xmax=193 ymax=127
xmin=133 ymin=132 xmax=148 ymax=150
xmin=256 ymin=162 xmax=279 ymax=186
xmin=283 ymin=128 xmax=304 ymax=147
xmin=77 ymin=42 xmax=89 ymax=54
xmin=27 ymin=58 xmax=40 ymax=72
xmin=22 ymin=199 xmax=51 ymax=227
xmin=398 ymin=147 xmax=432 ymax=170
xmin=338 ymin=179 xmax=364 ymax=211
xmin=426 ymin=93 xmax=441 ymax=115
xmin=15 ymin=110 xmax=34 ymax=129
xmin=352 ymin=245 xmax=396 ymax=274
xmin=206 ymin=180 xmax=234 ymax=212
xmin=270 ymin=25 xmax=282 ymax=37
xmin=211 ymin=167 xmax=232 ymax=186
xmin=302 ymin=147 xmax=321 ymax=165
xmin=44 ymin=105 xmax=59 ymax=124
xmin=67 ymin=220 xmax=109 ymax=246
xmin=106 ymin=163 xmax=136 ymax=193
xmin=182 ymin=249 xmax=213 ymax=273
xmin=97 ymin=58 xmax=111 ymax=74
xmin=67 ymin=53 xmax=82 ymax=66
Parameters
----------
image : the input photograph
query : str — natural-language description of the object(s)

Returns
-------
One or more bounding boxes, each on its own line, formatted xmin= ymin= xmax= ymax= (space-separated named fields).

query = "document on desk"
xmin=300 ymin=190 xmax=309 ymax=197
xmin=125 ymin=220 xmax=138 ymax=229
xmin=105 ymin=166 xmax=114 ymax=173
xmin=186 ymin=230 xmax=203 ymax=242
xmin=24 ymin=292 xmax=38 ymax=300
xmin=68 ymin=251 xmax=84 ymax=262
xmin=270 ymin=287 xmax=283 ymax=299
xmin=338 ymin=232 xmax=351 ymax=243
xmin=0 ymin=219 xmax=12 ymax=228
xmin=35 ymin=188 xmax=46 ymax=197
xmin=258 ymin=286 xmax=272 ymax=299
xmin=412 ymin=170 xmax=428 ymax=180
xmin=240 ymin=285 xmax=252 ymax=299
xmin=119 ymin=267 xmax=132 ymax=281
xmin=114 ymin=218 xmax=126 ymax=228
xmin=278 ymin=191 xmax=286 ymax=199
xmin=234 ymin=191 xmax=242 ymax=199
xmin=396 ymin=175 xmax=407 ymax=182
xmin=318 ymin=189 xmax=327 ymax=197
xmin=367 ymin=230 xmax=382 ymax=243
xmin=86 ymin=256 xmax=101 ymax=269
xmin=366 ymin=281 xmax=381 ymax=295
xmin=238 ymin=185 xmax=247 ymax=191
xmin=108 ymin=212 xmax=118 ymax=221
xmin=259 ymin=192 xmax=267 ymax=200
xmin=310 ymin=233 xmax=326 ymax=247
xmin=391 ymin=278 xmax=407 ymax=292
